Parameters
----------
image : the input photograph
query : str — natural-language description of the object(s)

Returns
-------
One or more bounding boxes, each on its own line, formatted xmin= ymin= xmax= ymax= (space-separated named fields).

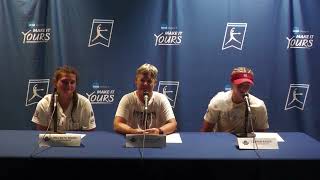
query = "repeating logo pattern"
xmin=285 ymin=84 xmax=310 ymax=111
xmin=286 ymin=27 xmax=314 ymax=49
xmin=86 ymin=81 xmax=115 ymax=104
xmin=157 ymin=81 xmax=179 ymax=108
xmin=21 ymin=23 xmax=51 ymax=44
xmin=88 ymin=19 xmax=114 ymax=47
xmin=154 ymin=24 xmax=183 ymax=46
xmin=25 ymin=79 xmax=50 ymax=106
xmin=222 ymin=23 xmax=247 ymax=50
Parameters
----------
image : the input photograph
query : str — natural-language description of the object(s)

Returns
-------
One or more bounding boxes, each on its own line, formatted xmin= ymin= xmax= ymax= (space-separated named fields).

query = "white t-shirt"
xmin=115 ymin=91 xmax=175 ymax=129
xmin=204 ymin=90 xmax=269 ymax=133
xmin=32 ymin=94 xmax=96 ymax=131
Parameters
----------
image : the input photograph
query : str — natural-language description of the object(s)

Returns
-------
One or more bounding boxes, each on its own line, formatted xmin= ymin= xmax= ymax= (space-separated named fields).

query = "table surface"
xmin=1 ymin=130 xmax=320 ymax=160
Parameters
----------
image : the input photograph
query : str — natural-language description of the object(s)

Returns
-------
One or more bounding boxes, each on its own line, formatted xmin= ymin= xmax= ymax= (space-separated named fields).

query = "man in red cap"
xmin=201 ymin=67 xmax=269 ymax=133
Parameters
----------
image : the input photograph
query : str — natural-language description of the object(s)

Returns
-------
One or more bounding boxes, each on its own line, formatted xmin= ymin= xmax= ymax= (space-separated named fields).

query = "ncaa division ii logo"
xmin=25 ymin=79 xmax=50 ymax=106
xmin=157 ymin=81 xmax=179 ymax=108
xmin=88 ymin=19 xmax=114 ymax=47
xmin=285 ymin=84 xmax=309 ymax=111
xmin=222 ymin=23 xmax=247 ymax=50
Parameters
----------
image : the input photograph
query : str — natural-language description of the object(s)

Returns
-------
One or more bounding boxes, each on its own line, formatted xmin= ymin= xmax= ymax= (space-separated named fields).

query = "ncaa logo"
xmin=157 ymin=81 xmax=179 ymax=108
xmin=222 ymin=23 xmax=247 ymax=50
xmin=88 ymin=19 xmax=114 ymax=47
xmin=25 ymin=79 xmax=50 ymax=106
xmin=285 ymin=84 xmax=309 ymax=111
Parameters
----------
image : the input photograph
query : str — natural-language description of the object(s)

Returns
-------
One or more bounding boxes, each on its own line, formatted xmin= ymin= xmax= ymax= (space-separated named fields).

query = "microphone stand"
xmin=51 ymin=94 xmax=64 ymax=134
xmin=53 ymin=104 xmax=58 ymax=133
xmin=143 ymin=91 xmax=148 ymax=130
xmin=236 ymin=95 xmax=256 ymax=138
xmin=143 ymin=107 xmax=148 ymax=130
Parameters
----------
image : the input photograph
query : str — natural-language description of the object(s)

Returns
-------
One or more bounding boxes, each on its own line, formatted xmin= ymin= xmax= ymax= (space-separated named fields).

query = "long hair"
xmin=49 ymin=66 xmax=79 ymax=123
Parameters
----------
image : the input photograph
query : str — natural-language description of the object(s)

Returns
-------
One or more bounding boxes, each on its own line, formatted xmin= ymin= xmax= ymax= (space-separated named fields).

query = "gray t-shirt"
xmin=32 ymin=93 xmax=96 ymax=131
xmin=204 ymin=90 xmax=269 ymax=133
xmin=115 ymin=91 xmax=175 ymax=129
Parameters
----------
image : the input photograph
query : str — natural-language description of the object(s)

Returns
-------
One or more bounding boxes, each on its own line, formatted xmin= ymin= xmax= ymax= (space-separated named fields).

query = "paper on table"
xmin=67 ymin=133 xmax=86 ymax=139
xmin=166 ymin=133 xmax=182 ymax=143
xmin=254 ymin=132 xmax=284 ymax=142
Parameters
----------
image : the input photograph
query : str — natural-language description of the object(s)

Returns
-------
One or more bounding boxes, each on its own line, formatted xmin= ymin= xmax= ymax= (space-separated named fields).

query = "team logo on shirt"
xmin=25 ymin=79 xmax=50 ymax=106
xmin=285 ymin=84 xmax=309 ymax=111
xmin=134 ymin=110 xmax=156 ymax=129
xmin=86 ymin=81 xmax=115 ymax=104
xmin=88 ymin=19 xmax=114 ymax=47
xmin=157 ymin=81 xmax=179 ymax=108
xmin=222 ymin=23 xmax=247 ymax=50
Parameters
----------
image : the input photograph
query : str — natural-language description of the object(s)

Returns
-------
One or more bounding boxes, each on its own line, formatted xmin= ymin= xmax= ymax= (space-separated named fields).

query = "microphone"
xmin=236 ymin=93 xmax=255 ymax=138
xmin=243 ymin=93 xmax=251 ymax=113
xmin=54 ymin=93 xmax=58 ymax=108
xmin=53 ymin=93 xmax=58 ymax=133
xmin=143 ymin=91 xmax=148 ymax=111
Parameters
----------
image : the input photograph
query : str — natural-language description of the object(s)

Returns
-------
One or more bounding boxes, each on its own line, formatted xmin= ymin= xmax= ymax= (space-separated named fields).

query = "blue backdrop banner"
xmin=0 ymin=0 xmax=319 ymax=140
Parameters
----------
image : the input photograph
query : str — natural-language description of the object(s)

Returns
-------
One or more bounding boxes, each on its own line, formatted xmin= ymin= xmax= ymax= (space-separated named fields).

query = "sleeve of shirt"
xmin=80 ymin=99 xmax=96 ymax=130
xmin=253 ymin=101 xmax=269 ymax=130
xmin=115 ymin=95 xmax=130 ymax=121
xmin=161 ymin=95 xmax=175 ymax=122
xmin=203 ymin=98 xmax=220 ymax=125
xmin=31 ymin=98 xmax=50 ymax=127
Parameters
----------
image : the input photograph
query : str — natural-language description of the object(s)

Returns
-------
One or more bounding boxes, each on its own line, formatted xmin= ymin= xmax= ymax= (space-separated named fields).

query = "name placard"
xmin=125 ymin=134 xmax=166 ymax=148
xmin=39 ymin=134 xmax=82 ymax=147
xmin=237 ymin=137 xmax=279 ymax=149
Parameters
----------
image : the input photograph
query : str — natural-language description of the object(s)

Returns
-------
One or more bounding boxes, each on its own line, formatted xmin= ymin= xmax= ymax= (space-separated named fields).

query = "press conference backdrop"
xmin=1 ymin=0 xmax=319 ymax=140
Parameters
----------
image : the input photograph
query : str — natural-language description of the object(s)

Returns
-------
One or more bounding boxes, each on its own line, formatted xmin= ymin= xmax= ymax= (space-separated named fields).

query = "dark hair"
xmin=50 ymin=66 xmax=79 ymax=124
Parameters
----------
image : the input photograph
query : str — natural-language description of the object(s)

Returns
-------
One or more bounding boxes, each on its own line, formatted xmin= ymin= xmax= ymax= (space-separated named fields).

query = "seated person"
xmin=114 ymin=63 xmax=177 ymax=135
xmin=32 ymin=65 xmax=96 ymax=131
xmin=201 ymin=67 xmax=269 ymax=134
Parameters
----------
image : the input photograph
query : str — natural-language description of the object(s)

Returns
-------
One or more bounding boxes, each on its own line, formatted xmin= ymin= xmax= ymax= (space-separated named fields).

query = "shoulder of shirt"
xmin=152 ymin=91 xmax=165 ymax=98
xmin=248 ymin=94 xmax=266 ymax=107
xmin=207 ymin=91 xmax=231 ymax=110
xmin=212 ymin=91 xmax=230 ymax=102
xmin=76 ymin=93 xmax=91 ymax=105
xmin=119 ymin=91 xmax=136 ymax=103
xmin=35 ymin=94 xmax=52 ymax=109
xmin=152 ymin=91 xmax=168 ymax=102
xmin=40 ymin=94 xmax=52 ymax=103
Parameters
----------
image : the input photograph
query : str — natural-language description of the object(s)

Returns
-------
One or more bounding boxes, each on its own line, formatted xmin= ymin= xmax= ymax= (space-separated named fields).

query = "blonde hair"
xmin=136 ymin=63 xmax=158 ymax=81
xmin=231 ymin=67 xmax=254 ymax=77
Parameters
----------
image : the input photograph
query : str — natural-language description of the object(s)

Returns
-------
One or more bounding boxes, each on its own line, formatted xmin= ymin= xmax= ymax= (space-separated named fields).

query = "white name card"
xmin=39 ymin=133 xmax=82 ymax=147
xmin=125 ymin=134 xmax=166 ymax=148
xmin=237 ymin=137 xmax=279 ymax=150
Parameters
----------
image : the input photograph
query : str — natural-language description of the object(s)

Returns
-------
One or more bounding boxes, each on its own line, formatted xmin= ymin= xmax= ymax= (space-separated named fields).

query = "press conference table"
xmin=1 ymin=130 xmax=320 ymax=178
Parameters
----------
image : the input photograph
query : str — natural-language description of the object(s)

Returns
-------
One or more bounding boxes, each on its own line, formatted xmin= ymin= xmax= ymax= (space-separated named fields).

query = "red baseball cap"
xmin=230 ymin=72 xmax=254 ymax=85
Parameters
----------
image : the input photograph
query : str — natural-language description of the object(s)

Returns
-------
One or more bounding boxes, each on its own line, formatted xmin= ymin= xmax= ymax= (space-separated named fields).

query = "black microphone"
xmin=236 ymin=93 xmax=255 ymax=138
xmin=143 ymin=91 xmax=148 ymax=111
xmin=243 ymin=93 xmax=251 ymax=113
xmin=239 ymin=93 xmax=256 ymax=137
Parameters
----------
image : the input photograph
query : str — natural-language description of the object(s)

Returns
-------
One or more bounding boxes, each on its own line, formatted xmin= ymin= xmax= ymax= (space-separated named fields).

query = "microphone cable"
xmin=140 ymin=91 xmax=149 ymax=159
xmin=141 ymin=105 xmax=148 ymax=159
xmin=30 ymin=94 xmax=58 ymax=158
xmin=246 ymin=94 xmax=261 ymax=159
